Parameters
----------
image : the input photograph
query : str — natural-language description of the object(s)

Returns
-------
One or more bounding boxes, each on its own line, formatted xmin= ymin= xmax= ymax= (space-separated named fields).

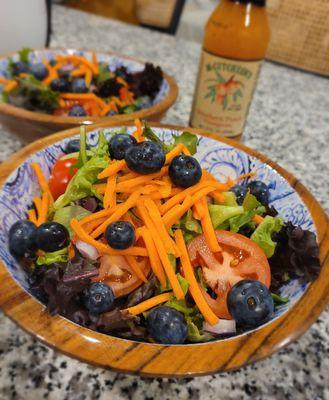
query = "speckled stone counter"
xmin=0 ymin=5 xmax=328 ymax=400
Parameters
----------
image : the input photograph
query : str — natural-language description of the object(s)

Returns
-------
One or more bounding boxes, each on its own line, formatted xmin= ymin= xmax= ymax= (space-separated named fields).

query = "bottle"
xmin=190 ymin=0 xmax=270 ymax=139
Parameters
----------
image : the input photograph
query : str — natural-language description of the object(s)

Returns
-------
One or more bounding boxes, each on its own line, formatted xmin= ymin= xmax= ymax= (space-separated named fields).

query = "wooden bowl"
xmin=0 ymin=122 xmax=328 ymax=377
xmin=0 ymin=49 xmax=178 ymax=141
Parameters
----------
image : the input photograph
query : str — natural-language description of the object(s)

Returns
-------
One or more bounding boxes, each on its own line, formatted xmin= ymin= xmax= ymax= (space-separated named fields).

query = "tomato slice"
xmin=49 ymin=158 xmax=78 ymax=200
xmin=92 ymin=255 xmax=151 ymax=297
xmin=188 ymin=230 xmax=271 ymax=319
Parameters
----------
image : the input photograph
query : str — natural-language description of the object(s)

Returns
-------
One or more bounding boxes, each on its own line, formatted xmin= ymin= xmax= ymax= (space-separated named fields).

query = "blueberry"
xmin=230 ymin=185 xmax=248 ymax=205
xmin=12 ymin=61 xmax=29 ymax=76
xmin=227 ymin=280 xmax=274 ymax=328
xmin=146 ymin=306 xmax=188 ymax=344
xmin=29 ymin=62 xmax=48 ymax=80
xmin=125 ymin=141 xmax=165 ymax=174
xmin=109 ymin=134 xmax=137 ymax=160
xmin=36 ymin=222 xmax=69 ymax=253
xmin=50 ymin=78 xmax=71 ymax=92
xmin=9 ymin=220 xmax=38 ymax=258
xmin=49 ymin=59 xmax=57 ymax=67
xmin=72 ymin=78 xmax=88 ymax=93
xmin=68 ymin=105 xmax=87 ymax=117
xmin=169 ymin=155 xmax=202 ymax=188
xmin=247 ymin=181 xmax=270 ymax=205
xmin=105 ymin=221 xmax=135 ymax=250
xmin=84 ymin=282 xmax=114 ymax=314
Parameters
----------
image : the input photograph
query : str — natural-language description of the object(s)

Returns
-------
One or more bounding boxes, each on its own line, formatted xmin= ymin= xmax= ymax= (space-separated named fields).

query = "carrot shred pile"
xmin=29 ymin=119 xmax=248 ymax=324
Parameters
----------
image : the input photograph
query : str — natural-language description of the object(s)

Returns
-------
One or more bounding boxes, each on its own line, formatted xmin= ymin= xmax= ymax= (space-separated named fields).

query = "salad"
xmin=0 ymin=48 xmax=163 ymax=117
xmin=8 ymin=121 xmax=321 ymax=344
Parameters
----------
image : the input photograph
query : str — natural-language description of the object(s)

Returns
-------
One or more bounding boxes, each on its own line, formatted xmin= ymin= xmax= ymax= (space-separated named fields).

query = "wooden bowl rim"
xmin=0 ymin=48 xmax=178 ymax=126
xmin=0 ymin=122 xmax=328 ymax=378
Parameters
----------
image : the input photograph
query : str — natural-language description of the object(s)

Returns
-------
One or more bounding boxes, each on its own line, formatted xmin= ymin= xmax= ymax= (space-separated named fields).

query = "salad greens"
xmin=251 ymin=216 xmax=284 ymax=258
xmin=53 ymin=205 xmax=91 ymax=236
xmin=36 ymin=247 xmax=69 ymax=266
xmin=53 ymin=131 xmax=108 ymax=210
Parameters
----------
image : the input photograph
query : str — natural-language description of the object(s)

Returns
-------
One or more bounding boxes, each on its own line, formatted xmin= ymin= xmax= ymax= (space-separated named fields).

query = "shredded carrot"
xmin=165 ymin=144 xmax=184 ymax=164
xmin=193 ymin=200 xmax=205 ymax=219
xmin=33 ymin=197 xmax=42 ymax=219
xmin=37 ymin=192 xmax=49 ymax=226
xmin=126 ymin=292 xmax=172 ymax=316
xmin=60 ymin=93 xmax=107 ymax=109
xmin=200 ymin=197 xmax=221 ymax=253
xmin=27 ymin=209 xmax=37 ymax=225
xmin=117 ymin=171 xmax=139 ymax=183
xmin=68 ymin=244 xmax=75 ymax=260
xmin=30 ymin=163 xmax=54 ymax=205
xmin=253 ymin=214 xmax=264 ymax=225
xmin=159 ymin=180 xmax=224 ymax=215
xmin=103 ymin=175 xmax=117 ymax=209
xmin=71 ymin=66 xmax=87 ymax=77
xmin=0 ymin=77 xmax=10 ymax=84
xmin=19 ymin=73 xmax=30 ymax=78
xmin=56 ymin=55 xmax=98 ymax=75
xmin=79 ymin=207 xmax=116 ymax=226
xmin=98 ymin=160 xmax=127 ymax=180
xmin=71 ymin=218 xmax=148 ymax=257
xmin=90 ymin=190 xmax=141 ymax=238
xmin=163 ymin=186 xmax=216 ymax=229
xmin=101 ymin=100 xmax=118 ymax=117
xmin=192 ymin=205 xmax=201 ymax=220
xmin=119 ymin=86 xmax=134 ymax=105
xmin=115 ymin=167 xmax=168 ymax=192
xmin=209 ymin=191 xmax=226 ymax=203
xmin=85 ymin=68 xmax=93 ymax=87
xmin=139 ymin=227 xmax=166 ymax=286
xmin=92 ymin=51 xmax=99 ymax=74
xmin=83 ymin=216 xmax=109 ymax=234
xmin=125 ymin=256 xmax=147 ymax=283
xmin=4 ymin=81 xmax=18 ymax=92
xmin=59 ymin=98 xmax=66 ymax=108
xmin=136 ymin=203 xmax=184 ymax=300
xmin=143 ymin=197 xmax=178 ymax=256
xmin=181 ymin=145 xmax=191 ymax=156
xmin=236 ymin=171 xmax=256 ymax=181
xmin=132 ymin=119 xmax=143 ymax=142
xmin=174 ymin=230 xmax=218 ymax=325
xmin=116 ymin=77 xmax=128 ymax=87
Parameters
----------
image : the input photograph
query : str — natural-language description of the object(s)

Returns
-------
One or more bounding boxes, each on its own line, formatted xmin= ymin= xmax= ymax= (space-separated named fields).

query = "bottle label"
xmin=190 ymin=50 xmax=262 ymax=137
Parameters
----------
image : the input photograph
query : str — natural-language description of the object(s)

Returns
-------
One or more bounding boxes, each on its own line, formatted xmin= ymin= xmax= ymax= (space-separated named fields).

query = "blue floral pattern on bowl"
xmin=0 ymin=49 xmax=169 ymax=109
xmin=0 ymin=127 xmax=315 ymax=330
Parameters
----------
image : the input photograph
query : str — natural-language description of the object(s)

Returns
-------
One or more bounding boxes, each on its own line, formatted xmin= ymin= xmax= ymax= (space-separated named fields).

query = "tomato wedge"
xmin=92 ymin=255 xmax=151 ymax=297
xmin=49 ymin=157 xmax=78 ymax=200
xmin=188 ymin=230 xmax=271 ymax=319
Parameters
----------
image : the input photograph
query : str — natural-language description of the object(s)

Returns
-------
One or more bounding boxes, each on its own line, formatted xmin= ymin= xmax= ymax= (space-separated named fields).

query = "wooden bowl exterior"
xmin=0 ymin=122 xmax=328 ymax=377
xmin=0 ymin=50 xmax=178 ymax=140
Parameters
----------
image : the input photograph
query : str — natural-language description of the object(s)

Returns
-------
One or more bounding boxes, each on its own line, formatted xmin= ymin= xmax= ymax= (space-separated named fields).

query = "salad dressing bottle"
xmin=190 ymin=0 xmax=270 ymax=139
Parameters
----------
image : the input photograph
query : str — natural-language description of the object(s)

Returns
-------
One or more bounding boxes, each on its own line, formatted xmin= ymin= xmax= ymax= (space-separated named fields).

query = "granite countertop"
xmin=0 ymin=5 xmax=329 ymax=400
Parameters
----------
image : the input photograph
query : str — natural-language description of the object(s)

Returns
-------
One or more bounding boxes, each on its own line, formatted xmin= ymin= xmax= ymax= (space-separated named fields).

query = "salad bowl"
xmin=0 ymin=49 xmax=178 ymax=139
xmin=0 ymin=122 xmax=328 ymax=377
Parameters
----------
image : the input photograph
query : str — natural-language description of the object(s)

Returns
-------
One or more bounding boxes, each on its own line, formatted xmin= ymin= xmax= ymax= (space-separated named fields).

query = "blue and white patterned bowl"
xmin=0 ymin=49 xmax=177 ymax=133
xmin=0 ymin=126 xmax=314 ymax=333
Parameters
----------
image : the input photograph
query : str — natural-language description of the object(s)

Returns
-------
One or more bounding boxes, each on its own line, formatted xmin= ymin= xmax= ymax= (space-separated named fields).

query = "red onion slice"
xmin=203 ymin=319 xmax=236 ymax=335
xmin=75 ymin=240 xmax=99 ymax=261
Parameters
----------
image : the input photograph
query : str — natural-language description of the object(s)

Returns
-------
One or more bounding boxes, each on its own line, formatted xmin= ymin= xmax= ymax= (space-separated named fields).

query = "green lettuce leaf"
xmin=172 ymin=132 xmax=198 ymax=155
xmin=53 ymin=205 xmax=91 ymax=236
xmin=186 ymin=316 xmax=214 ymax=342
xmin=17 ymin=76 xmax=59 ymax=111
xmin=18 ymin=48 xmax=32 ymax=64
xmin=97 ymin=63 xmax=113 ymax=84
xmin=209 ymin=204 xmax=244 ymax=229
xmin=142 ymin=124 xmax=198 ymax=155
xmin=177 ymin=273 xmax=189 ymax=295
xmin=74 ymin=126 xmax=88 ymax=169
xmin=250 ymin=216 xmax=284 ymax=258
xmin=271 ymin=293 xmax=289 ymax=305
xmin=36 ymin=247 xmax=68 ymax=266
xmin=221 ymin=191 xmax=238 ymax=206
xmin=243 ymin=192 xmax=262 ymax=211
